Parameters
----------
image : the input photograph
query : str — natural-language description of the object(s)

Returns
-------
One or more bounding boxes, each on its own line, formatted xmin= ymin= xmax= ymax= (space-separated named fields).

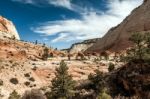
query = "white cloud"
xmin=11 ymin=0 xmax=73 ymax=10
xmin=12 ymin=0 xmax=35 ymax=4
xmin=49 ymin=0 xmax=72 ymax=10
xmin=32 ymin=0 xmax=143 ymax=43
xmin=11 ymin=0 xmax=91 ymax=13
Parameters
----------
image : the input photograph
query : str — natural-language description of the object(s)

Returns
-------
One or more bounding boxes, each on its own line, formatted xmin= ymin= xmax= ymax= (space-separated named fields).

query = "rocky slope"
xmin=0 ymin=16 xmax=110 ymax=99
xmin=107 ymin=59 xmax=150 ymax=98
xmin=68 ymin=38 xmax=100 ymax=54
xmin=0 ymin=16 xmax=20 ymax=40
xmin=87 ymin=0 xmax=150 ymax=53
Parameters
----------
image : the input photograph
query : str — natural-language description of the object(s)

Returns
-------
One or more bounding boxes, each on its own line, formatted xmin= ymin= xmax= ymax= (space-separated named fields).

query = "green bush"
xmin=24 ymin=81 xmax=30 ymax=86
xmin=29 ymin=77 xmax=35 ymax=82
xmin=0 ymin=79 xmax=3 ymax=86
xmin=108 ymin=62 xmax=115 ymax=72
xmin=98 ymin=88 xmax=111 ymax=99
xmin=24 ymin=73 xmax=30 ymax=78
xmin=10 ymin=78 xmax=19 ymax=85
xmin=88 ymin=70 xmax=105 ymax=94
xmin=8 ymin=90 xmax=20 ymax=99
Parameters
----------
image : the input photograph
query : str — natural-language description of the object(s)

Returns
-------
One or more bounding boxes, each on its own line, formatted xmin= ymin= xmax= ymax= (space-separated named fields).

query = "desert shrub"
xmin=29 ymin=77 xmax=35 ymax=82
xmin=24 ymin=81 xmax=30 ymax=86
xmin=24 ymin=73 xmax=30 ymax=78
xmin=0 ymin=59 xmax=2 ymax=63
xmin=42 ymin=47 xmax=49 ymax=61
xmin=0 ymin=65 xmax=4 ymax=71
xmin=12 ymin=62 xmax=19 ymax=68
xmin=22 ymin=89 xmax=46 ymax=99
xmin=0 ymin=89 xmax=4 ymax=98
xmin=0 ymin=79 xmax=3 ymax=86
xmin=32 ymin=66 xmax=37 ymax=71
xmin=108 ymin=62 xmax=115 ymax=72
xmin=98 ymin=88 xmax=111 ymax=99
xmin=88 ymin=70 xmax=105 ymax=94
xmin=9 ymin=60 xmax=13 ymax=63
xmin=94 ymin=58 xmax=100 ymax=63
xmin=8 ymin=90 xmax=20 ymax=99
xmin=10 ymin=78 xmax=19 ymax=85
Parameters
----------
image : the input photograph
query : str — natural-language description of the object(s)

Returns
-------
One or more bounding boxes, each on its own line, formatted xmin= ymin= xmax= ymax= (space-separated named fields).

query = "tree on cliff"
xmin=48 ymin=60 xmax=75 ymax=99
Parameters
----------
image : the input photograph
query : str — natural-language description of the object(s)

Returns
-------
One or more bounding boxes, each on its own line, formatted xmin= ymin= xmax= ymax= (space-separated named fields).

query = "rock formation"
xmin=68 ymin=38 xmax=100 ymax=54
xmin=87 ymin=0 xmax=149 ymax=53
xmin=0 ymin=16 xmax=20 ymax=40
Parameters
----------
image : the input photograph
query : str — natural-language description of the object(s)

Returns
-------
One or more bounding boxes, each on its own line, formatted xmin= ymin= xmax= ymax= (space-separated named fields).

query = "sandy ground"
xmin=0 ymin=56 xmax=123 ymax=99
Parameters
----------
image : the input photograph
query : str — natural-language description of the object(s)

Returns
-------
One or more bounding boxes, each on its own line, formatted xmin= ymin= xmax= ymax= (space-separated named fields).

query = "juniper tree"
xmin=144 ymin=32 xmax=150 ymax=59
xmin=49 ymin=60 xmax=75 ymax=99
xmin=126 ymin=32 xmax=150 ymax=61
xmin=128 ymin=32 xmax=145 ymax=60
xmin=145 ymin=32 xmax=150 ymax=47
xmin=88 ymin=70 xmax=105 ymax=94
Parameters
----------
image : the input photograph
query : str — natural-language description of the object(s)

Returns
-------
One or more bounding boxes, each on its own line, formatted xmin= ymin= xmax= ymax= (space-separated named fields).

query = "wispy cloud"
xmin=32 ymin=0 xmax=143 ymax=43
xmin=11 ymin=0 xmax=73 ymax=10
xmin=11 ymin=0 xmax=87 ymax=13
xmin=49 ymin=0 xmax=72 ymax=10
xmin=12 ymin=0 xmax=35 ymax=4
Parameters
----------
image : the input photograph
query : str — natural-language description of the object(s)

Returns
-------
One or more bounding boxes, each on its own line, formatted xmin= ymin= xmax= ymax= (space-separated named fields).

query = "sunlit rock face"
xmin=0 ymin=16 xmax=20 ymax=40
xmin=68 ymin=38 xmax=100 ymax=54
xmin=87 ymin=0 xmax=150 ymax=52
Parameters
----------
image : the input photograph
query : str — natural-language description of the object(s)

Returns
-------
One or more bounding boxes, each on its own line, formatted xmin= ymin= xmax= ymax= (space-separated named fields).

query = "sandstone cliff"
xmin=68 ymin=38 xmax=100 ymax=54
xmin=87 ymin=0 xmax=149 ymax=53
xmin=0 ymin=16 xmax=20 ymax=40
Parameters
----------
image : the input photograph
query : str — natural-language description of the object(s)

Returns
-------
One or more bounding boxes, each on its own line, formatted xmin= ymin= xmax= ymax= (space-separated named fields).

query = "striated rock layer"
xmin=87 ymin=0 xmax=150 ymax=53
xmin=68 ymin=38 xmax=100 ymax=54
xmin=0 ymin=16 xmax=20 ymax=40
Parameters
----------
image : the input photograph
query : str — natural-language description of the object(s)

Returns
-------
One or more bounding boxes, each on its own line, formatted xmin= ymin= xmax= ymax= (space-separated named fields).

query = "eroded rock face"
xmin=0 ymin=16 xmax=20 ymax=40
xmin=68 ymin=38 xmax=100 ymax=54
xmin=87 ymin=0 xmax=150 ymax=52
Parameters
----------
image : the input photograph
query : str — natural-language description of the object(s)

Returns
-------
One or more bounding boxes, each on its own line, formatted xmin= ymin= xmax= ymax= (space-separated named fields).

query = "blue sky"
xmin=0 ymin=0 xmax=143 ymax=49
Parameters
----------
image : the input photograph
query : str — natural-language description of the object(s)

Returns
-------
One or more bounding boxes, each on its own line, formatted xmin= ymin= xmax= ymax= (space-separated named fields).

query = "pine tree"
xmin=145 ymin=32 xmax=150 ymax=47
xmin=128 ymin=32 xmax=145 ymax=60
xmin=8 ymin=90 xmax=20 ymax=99
xmin=126 ymin=32 xmax=150 ymax=61
xmin=49 ymin=60 xmax=75 ymax=99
